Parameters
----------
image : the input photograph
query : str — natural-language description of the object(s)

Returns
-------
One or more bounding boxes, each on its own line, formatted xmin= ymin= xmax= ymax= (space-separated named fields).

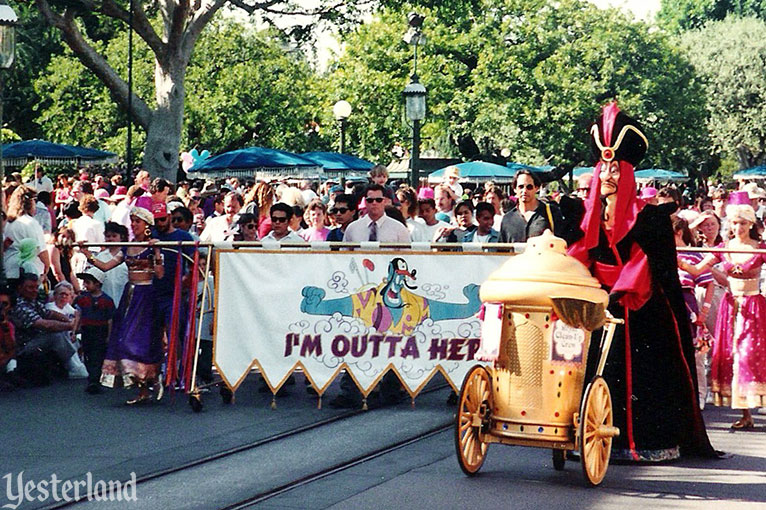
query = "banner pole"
xmin=190 ymin=246 xmax=214 ymax=397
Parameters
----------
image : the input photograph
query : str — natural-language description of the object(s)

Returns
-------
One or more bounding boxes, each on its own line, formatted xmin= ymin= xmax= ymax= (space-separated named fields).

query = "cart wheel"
xmin=189 ymin=394 xmax=203 ymax=413
xmin=579 ymin=376 xmax=614 ymax=486
xmin=455 ymin=365 xmax=492 ymax=476
xmin=220 ymin=386 xmax=234 ymax=404
xmin=552 ymin=449 xmax=565 ymax=471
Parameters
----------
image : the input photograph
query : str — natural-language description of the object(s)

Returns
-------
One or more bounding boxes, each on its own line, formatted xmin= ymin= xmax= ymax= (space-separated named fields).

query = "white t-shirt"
xmin=72 ymin=215 xmax=105 ymax=245
xmin=95 ymin=250 xmax=128 ymax=306
xmin=200 ymin=215 xmax=237 ymax=242
xmin=406 ymin=218 xmax=428 ymax=243
xmin=261 ymin=230 xmax=305 ymax=243
xmin=4 ymin=215 xmax=46 ymax=277
xmin=416 ymin=218 xmax=452 ymax=242
xmin=45 ymin=301 xmax=76 ymax=320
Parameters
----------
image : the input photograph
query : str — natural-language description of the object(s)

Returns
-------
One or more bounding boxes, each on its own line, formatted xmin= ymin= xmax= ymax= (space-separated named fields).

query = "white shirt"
xmin=343 ymin=214 xmax=411 ymax=243
xmin=261 ymin=230 xmax=305 ymax=243
xmin=200 ymin=215 xmax=237 ymax=242
xmin=111 ymin=200 xmax=132 ymax=231
xmin=406 ymin=218 xmax=428 ymax=243
xmin=95 ymin=250 xmax=128 ymax=306
xmin=4 ymin=215 xmax=47 ymax=277
xmin=45 ymin=302 xmax=76 ymax=320
xmin=28 ymin=176 xmax=54 ymax=193
xmin=34 ymin=202 xmax=52 ymax=234
xmin=415 ymin=218 xmax=452 ymax=242
xmin=72 ymin=215 xmax=105 ymax=245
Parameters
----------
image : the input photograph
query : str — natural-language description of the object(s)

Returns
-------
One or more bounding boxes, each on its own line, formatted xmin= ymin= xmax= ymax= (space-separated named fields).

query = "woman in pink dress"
xmin=681 ymin=199 xmax=766 ymax=430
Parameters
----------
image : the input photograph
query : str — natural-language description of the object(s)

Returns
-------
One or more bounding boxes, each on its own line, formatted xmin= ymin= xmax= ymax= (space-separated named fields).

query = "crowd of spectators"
xmin=1 ymin=160 xmax=765 ymax=417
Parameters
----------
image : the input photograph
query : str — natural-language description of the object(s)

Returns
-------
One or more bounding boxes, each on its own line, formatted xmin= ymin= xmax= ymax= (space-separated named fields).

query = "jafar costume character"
xmin=565 ymin=102 xmax=717 ymax=461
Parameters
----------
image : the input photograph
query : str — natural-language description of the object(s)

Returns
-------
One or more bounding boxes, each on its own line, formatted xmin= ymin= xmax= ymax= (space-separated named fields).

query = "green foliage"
xmin=323 ymin=0 xmax=711 ymax=176
xmin=465 ymin=0 xmax=710 ymax=173
xmin=184 ymin=24 xmax=320 ymax=154
xmin=33 ymin=20 xmax=322 ymax=160
xmin=657 ymin=0 xmax=766 ymax=32
xmin=319 ymin=5 xmax=482 ymax=162
xmin=680 ymin=16 xmax=766 ymax=169
xmin=5 ymin=3 xmax=66 ymax=140
xmin=1 ymin=128 xmax=21 ymax=142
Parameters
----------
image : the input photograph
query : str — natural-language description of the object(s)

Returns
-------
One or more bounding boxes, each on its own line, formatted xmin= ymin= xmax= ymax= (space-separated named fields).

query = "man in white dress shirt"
xmin=28 ymin=165 xmax=54 ymax=193
xmin=343 ymin=184 xmax=410 ymax=243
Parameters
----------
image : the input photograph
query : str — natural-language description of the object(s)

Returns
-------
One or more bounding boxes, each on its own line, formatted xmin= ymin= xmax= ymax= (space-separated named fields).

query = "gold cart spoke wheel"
xmin=579 ymin=376 xmax=613 ymax=486
xmin=455 ymin=365 xmax=492 ymax=476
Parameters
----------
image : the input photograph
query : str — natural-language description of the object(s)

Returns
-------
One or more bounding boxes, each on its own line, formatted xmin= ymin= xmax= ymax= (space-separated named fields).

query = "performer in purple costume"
xmin=83 ymin=206 xmax=165 ymax=405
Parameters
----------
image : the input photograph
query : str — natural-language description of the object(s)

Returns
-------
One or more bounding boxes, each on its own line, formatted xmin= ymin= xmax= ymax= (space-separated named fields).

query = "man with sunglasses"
xmin=261 ymin=203 xmax=304 ymax=243
xmin=499 ymin=169 xmax=565 ymax=244
xmin=326 ymin=194 xmax=357 ymax=242
xmin=343 ymin=184 xmax=410 ymax=243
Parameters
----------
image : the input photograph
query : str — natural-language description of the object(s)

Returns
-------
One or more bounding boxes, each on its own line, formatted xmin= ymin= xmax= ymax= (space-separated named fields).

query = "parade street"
xmin=1 ymin=376 xmax=764 ymax=510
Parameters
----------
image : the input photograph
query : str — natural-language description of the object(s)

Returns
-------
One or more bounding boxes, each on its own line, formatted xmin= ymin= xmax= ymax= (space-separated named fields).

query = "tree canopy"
xmin=680 ymin=16 xmax=766 ymax=169
xmin=322 ymin=0 xmax=711 ymax=175
xmin=658 ymin=0 xmax=766 ymax=32
xmin=34 ymin=21 xmax=325 ymax=160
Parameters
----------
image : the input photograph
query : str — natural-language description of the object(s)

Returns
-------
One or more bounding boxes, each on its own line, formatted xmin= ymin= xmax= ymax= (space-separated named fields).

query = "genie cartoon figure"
xmin=301 ymin=258 xmax=481 ymax=335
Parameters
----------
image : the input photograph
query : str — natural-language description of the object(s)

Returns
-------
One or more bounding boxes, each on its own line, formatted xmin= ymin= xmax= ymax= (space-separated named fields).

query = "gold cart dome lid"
xmin=480 ymin=230 xmax=609 ymax=307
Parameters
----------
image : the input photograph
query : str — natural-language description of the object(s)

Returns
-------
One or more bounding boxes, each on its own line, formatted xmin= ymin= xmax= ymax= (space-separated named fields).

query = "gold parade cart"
xmin=455 ymin=231 xmax=623 ymax=486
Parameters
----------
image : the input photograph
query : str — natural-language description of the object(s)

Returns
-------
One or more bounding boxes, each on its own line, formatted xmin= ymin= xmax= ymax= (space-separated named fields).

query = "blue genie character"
xmin=301 ymin=257 xmax=481 ymax=335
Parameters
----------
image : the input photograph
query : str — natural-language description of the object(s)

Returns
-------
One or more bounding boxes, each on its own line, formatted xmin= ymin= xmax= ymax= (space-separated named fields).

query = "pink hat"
xmin=728 ymin=190 xmax=750 ymax=206
xmin=132 ymin=195 xmax=153 ymax=211
xmin=94 ymin=188 xmax=110 ymax=199
xmin=416 ymin=187 xmax=434 ymax=200
xmin=639 ymin=186 xmax=658 ymax=199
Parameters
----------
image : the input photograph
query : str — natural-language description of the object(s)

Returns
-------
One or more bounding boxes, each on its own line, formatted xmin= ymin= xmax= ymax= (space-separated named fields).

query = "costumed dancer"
xmin=566 ymin=102 xmax=717 ymax=461
xmin=680 ymin=191 xmax=766 ymax=430
xmin=82 ymin=206 xmax=165 ymax=405
xmin=673 ymin=217 xmax=715 ymax=409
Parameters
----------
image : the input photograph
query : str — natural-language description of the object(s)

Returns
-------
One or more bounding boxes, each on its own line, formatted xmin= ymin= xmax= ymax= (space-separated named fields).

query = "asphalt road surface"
xmin=1 ymin=375 xmax=764 ymax=510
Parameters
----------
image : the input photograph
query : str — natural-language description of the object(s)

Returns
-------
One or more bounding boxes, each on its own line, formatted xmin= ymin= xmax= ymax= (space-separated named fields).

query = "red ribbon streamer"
xmin=165 ymin=244 xmax=184 ymax=389
xmin=182 ymin=243 xmax=201 ymax=392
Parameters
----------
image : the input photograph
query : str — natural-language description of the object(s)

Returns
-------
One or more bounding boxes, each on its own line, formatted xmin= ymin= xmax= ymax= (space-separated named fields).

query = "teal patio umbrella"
xmin=634 ymin=169 xmax=689 ymax=183
xmin=428 ymin=161 xmax=516 ymax=183
xmin=733 ymin=165 xmax=766 ymax=180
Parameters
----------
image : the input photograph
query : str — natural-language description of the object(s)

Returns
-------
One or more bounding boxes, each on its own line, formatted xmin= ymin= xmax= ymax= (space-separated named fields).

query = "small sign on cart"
xmin=551 ymin=320 xmax=585 ymax=363
xmin=476 ymin=302 xmax=504 ymax=362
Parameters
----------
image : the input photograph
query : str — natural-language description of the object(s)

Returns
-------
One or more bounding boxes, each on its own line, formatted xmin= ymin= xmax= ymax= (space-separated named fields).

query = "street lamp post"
xmin=402 ymin=12 xmax=427 ymax=189
xmin=332 ymin=100 xmax=352 ymax=154
xmin=0 ymin=0 xmax=17 ymax=288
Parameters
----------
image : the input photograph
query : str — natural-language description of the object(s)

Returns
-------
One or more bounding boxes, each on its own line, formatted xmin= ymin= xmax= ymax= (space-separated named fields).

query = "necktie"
xmin=369 ymin=220 xmax=378 ymax=241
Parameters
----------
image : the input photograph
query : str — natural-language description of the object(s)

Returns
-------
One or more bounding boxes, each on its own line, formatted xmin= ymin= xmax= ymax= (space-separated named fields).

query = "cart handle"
xmin=595 ymin=313 xmax=623 ymax=377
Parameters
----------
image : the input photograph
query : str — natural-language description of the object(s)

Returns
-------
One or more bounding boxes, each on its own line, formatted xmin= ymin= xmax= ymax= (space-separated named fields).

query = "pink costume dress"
xmin=710 ymin=242 xmax=766 ymax=409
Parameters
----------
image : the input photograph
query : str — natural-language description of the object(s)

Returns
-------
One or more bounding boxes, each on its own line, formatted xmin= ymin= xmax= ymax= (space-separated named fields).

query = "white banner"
xmin=213 ymin=250 xmax=506 ymax=396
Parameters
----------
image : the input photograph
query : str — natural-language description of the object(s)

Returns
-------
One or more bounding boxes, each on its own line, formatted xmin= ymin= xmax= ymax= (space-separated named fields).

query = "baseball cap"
xmin=152 ymin=201 xmax=168 ymax=219
xmin=77 ymin=266 xmax=106 ymax=285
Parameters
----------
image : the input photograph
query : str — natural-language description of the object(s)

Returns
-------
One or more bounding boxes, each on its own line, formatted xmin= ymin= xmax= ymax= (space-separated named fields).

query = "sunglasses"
xmin=243 ymin=223 xmax=257 ymax=229
xmin=366 ymin=197 xmax=385 ymax=203
xmin=271 ymin=216 xmax=289 ymax=223
xmin=329 ymin=207 xmax=350 ymax=214
xmin=516 ymin=184 xmax=536 ymax=191
xmin=171 ymin=216 xmax=184 ymax=223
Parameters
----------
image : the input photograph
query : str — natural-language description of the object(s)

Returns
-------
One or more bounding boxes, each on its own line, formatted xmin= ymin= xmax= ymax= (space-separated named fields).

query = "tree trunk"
xmin=143 ymin=58 xmax=186 ymax=181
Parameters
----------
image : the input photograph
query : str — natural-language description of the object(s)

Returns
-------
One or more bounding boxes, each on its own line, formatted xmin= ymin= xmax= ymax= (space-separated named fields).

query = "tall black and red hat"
xmin=589 ymin=105 xmax=648 ymax=167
